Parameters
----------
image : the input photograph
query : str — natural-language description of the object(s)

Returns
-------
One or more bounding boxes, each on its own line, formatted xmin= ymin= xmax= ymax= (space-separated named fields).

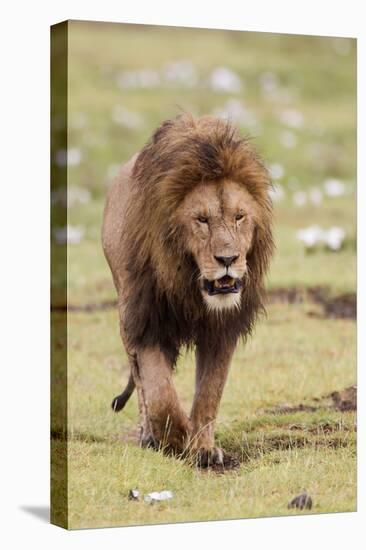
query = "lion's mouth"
xmin=203 ymin=275 xmax=242 ymax=296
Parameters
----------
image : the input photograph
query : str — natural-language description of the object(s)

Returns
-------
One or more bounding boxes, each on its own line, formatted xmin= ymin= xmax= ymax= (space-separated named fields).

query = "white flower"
xmin=163 ymin=60 xmax=198 ymax=88
xmin=296 ymin=225 xmax=325 ymax=248
xmin=51 ymin=187 xmax=91 ymax=207
xmin=209 ymin=67 xmax=243 ymax=93
xmin=53 ymin=225 xmax=85 ymax=245
xmin=212 ymin=99 xmax=258 ymax=128
xmin=324 ymin=226 xmax=346 ymax=251
xmin=323 ymin=178 xmax=346 ymax=197
xmin=269 ymin=183 xmax=285 ymax=202
xmin=293 ymin=191 xmax=307 ymax=206
xmin=278 ymin=109 xmax=304 ymax=129
xmin=296 ymin=225 xmax=346 ymax=251
xmin=144 ymin=490 xmax=173 ymax=503
xmin=51 ymin=188 xmax=65 ymax=206
xmin=309 ymin=187 xmax=323 ymax=206
xmin=259 ymin=71 xmax=279 ymax=95
xmin=55 ymin=148 xmax=82 ymax=167
xmin=112 ymin=106 xmax=143 ymax=129
xmin=67 ymin=186 xmax=91 ymax=207
xmin=117 ymin=69 xmax=160 ymax=89
xmin=269 ymin=163 xmax=285 ymax=180
xmin=280 ymin=130 xmax=297 ymax=149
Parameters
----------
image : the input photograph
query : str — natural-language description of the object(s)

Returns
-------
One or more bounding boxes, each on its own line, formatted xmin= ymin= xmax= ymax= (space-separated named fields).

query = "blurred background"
xmin=53 ymin=21 xmax=356 ymax=305
xmin=50 ymin=21 xmax=357 ymax=527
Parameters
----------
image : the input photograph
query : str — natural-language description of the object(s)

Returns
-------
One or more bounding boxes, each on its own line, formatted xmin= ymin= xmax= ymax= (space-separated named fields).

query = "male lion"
xmin=102 ymin=113 xmax=273 ymax=467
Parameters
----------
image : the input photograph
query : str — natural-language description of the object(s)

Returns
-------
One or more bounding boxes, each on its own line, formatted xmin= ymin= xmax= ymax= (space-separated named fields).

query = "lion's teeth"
xmin=213 ymin=277 xmax=236 ymax=289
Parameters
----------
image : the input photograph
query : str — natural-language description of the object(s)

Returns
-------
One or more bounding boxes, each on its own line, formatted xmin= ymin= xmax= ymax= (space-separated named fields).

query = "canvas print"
xmin=51 ymin=20 xmax=357 ymax=529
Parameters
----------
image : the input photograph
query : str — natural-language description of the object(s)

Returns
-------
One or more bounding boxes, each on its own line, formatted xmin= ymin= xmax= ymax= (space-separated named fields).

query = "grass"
xmin=65 ymin=444 xmax=355 ymax=529
xmin=51 ymin=21 xmax=357 ymax=529
xmin=58 ymin=20 xmax=357 ymax=304
xmin=57 ymin=304 xmax=356 ymax=529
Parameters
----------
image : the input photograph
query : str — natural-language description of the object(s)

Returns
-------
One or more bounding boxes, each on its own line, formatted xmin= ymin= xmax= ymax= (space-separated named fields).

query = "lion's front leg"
xmin=190 ymin=338 xmax=237 ymax=467
xmin=133 ymin=347 xmax=191 ymax=453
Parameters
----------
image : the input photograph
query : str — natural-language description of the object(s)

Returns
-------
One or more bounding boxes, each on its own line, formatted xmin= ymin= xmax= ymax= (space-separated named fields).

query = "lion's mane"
xmin=121 ymin=113 xmax=274 ymax=363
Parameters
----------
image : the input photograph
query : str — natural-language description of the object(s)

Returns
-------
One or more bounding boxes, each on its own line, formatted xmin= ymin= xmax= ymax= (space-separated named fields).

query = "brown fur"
xmin=102 ymin=113 xmax=274 ymax=463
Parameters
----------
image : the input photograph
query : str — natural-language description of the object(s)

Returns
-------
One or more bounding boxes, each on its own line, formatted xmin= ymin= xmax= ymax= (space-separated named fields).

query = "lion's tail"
xmin=111 ymin=374 xmax=135 ymax=412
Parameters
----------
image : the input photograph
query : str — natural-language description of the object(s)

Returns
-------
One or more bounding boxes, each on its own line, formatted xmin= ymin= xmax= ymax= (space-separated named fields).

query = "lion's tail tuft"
xmin=111 ymin=374 xmax=136 ymax=412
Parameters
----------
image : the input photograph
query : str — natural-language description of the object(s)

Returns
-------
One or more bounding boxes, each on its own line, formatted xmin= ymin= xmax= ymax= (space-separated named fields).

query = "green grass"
xmin=51 ymin=21 xmax=357 ymax=529
xmin=65 ymin=443 xmax=355 ymax=529
xmin=57 ymin=304 xmax=356 ymax=529
xmin=55 ymin=21 xmax=357 ymax=304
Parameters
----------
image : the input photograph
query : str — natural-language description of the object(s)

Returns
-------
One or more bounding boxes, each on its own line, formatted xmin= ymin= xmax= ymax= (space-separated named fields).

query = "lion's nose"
xmin=214 ymin=255 xmax=239 ymax=267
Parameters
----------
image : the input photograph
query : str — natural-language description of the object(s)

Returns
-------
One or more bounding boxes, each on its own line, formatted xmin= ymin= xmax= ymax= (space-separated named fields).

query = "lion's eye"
xmin=235 ymin=213 xmax=244 ymax=221
xmin=198 ymin=216 xmax=209 ymax=224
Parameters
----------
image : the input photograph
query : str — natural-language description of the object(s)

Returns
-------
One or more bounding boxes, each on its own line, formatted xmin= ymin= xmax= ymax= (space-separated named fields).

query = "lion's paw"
xmin=140 ymin=433 xmax=160 ymax=450
xmin=195 ymin=447 xmax=240 ymax=470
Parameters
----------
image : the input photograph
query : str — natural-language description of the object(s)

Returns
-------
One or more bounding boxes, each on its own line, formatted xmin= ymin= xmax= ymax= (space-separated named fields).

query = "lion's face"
xmin=176 ymin=180 xmax=257 ymax=312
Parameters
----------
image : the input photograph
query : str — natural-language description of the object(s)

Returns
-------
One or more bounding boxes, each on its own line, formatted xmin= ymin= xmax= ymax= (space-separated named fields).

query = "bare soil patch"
xmin=265 ymin=385 xmax=357 ymax=415
xmin=268 ymin=287 xmax=356 ymax=319
xmin=52 ymin=287 xmax=356 ymax=319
